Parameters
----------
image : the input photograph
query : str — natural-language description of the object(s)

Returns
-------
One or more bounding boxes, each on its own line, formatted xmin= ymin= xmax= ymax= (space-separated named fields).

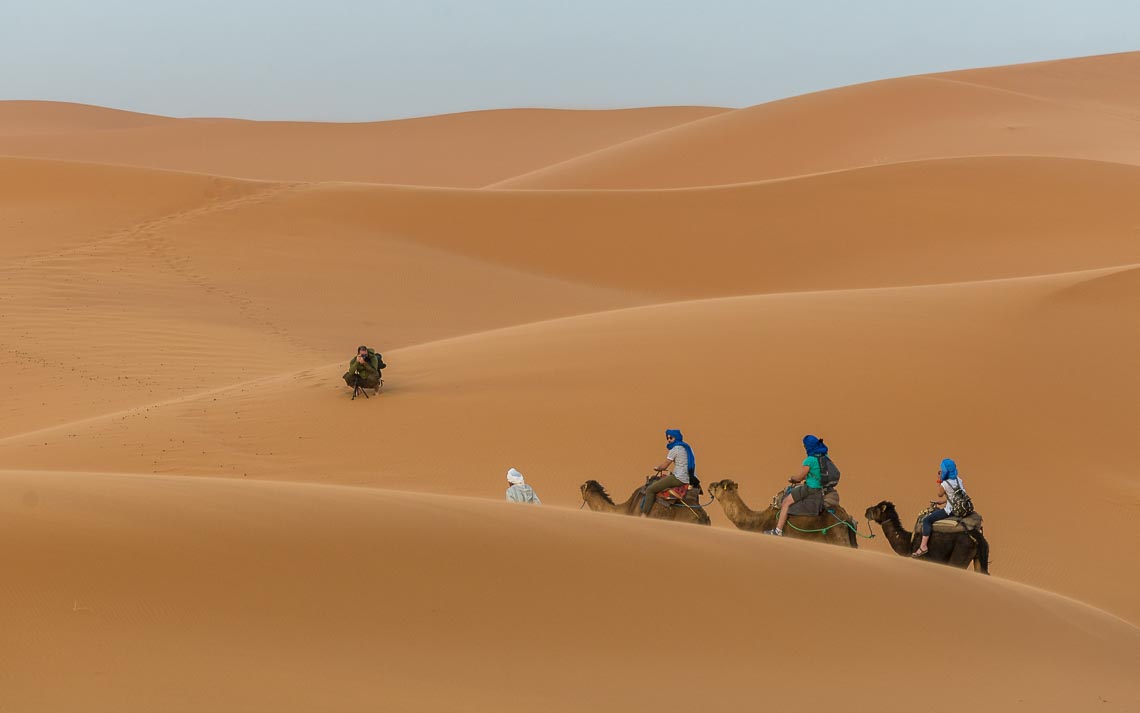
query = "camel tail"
xmin=968 ymin=529 xmax=990 ymax=575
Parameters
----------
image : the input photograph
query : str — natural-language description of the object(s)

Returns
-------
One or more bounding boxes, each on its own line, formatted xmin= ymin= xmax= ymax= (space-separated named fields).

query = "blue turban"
xmin=939 ymin=458 xmax=958 ymax=481
xmin=665 ymin=429 xmax=696 ymax=476
xmin=803 ymin=435 xmax=828 ymax=457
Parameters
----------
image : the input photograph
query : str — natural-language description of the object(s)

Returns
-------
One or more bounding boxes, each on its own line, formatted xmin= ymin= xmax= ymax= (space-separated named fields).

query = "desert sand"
xmin=2 ymin=51 xmax=1138 ymax=711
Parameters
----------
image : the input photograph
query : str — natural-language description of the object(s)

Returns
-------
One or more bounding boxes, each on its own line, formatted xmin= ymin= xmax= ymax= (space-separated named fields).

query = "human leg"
xmin=914 ymin=509 xmax=951 ymax=555
xmin=640 ymin=474 xmax=683 ymax=515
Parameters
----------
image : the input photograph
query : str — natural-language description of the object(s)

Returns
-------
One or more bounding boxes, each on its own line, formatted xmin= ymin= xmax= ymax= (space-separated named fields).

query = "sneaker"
xmin=762 ymin=529 xmax=783 ymax=536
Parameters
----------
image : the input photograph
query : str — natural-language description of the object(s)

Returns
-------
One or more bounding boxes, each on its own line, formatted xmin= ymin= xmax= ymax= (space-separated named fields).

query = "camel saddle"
xmin=770 ymin=487 xmax=841 ymax=517
xmin=640 ymin=482 xmax=701 ymax=506
xmin=916 ymin=510 xmax=984 ymax=534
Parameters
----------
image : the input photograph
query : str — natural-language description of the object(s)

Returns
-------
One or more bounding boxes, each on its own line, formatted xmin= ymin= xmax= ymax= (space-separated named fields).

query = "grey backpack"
xmin=818 ymin=455 xmax=841 ymax=490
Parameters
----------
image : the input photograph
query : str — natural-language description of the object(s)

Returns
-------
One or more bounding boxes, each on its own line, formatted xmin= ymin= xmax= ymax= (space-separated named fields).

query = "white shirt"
xmin=667 ymin=445 xmax=691 ymax=484
xmin=940 ymin=477 xmax=966 ymax=514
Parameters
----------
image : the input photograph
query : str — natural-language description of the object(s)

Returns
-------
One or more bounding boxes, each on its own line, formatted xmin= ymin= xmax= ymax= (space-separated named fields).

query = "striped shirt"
xmin=668 ymin=445 xmax=690 ymax=484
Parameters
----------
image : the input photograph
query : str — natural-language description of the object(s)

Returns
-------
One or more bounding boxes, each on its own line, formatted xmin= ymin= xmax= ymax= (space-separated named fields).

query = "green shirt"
xmin=802 ymin=456 xmax=822 ymax=489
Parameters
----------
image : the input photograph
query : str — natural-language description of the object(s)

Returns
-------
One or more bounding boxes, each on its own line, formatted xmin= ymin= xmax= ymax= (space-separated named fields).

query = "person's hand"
xmin=356 ymin=355 xmax=365 ymax=364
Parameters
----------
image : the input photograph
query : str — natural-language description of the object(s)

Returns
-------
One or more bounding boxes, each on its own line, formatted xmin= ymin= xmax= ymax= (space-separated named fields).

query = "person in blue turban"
xmin=764 ymin=434 xmax=829 ymax=536
xmin=640 ymin=428 xmax=696 ymax=515
xmin=912 ymin=458 xmax=972 ymax=557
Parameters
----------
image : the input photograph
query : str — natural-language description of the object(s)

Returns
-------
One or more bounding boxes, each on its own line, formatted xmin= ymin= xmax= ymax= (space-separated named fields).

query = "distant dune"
xmin=491 ymin=51 xmax=1140 ymax=188
xmin=0 ymin=100 xmax=174 ymax=135
xmin=3 ymin=51 xmax=1139 ymax=711
xmin=0 ymin=104 xmax=726 ymax=185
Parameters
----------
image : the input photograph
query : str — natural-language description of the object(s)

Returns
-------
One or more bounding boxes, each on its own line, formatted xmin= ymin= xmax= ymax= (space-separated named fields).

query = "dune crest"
xmin=0 ymin=104 xmax=727 ymax=186
xmin=492 ymin=51 xmax=1140 ymax=188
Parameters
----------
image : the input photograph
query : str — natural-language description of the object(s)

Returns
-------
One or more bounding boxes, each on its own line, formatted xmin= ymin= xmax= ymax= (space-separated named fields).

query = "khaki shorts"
xmin=788 ymin=483 xmax=818 ymax=503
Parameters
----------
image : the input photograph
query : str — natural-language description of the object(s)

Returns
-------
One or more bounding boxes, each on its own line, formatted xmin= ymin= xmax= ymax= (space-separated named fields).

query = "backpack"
xmin=818 ymin=455 xmax=841 ymax=490
xmin=364 ymin=347 xmax=386 ymax=371
xmin=947 ymin=483 xmax=974 ymax=518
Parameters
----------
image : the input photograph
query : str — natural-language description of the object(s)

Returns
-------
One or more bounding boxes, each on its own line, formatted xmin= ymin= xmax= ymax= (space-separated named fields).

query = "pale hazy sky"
xmin=2 ymin=0 xmax=1136 ymax=121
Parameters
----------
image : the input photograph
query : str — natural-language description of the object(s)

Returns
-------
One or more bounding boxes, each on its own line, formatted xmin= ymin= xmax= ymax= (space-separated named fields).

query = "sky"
xmin=2 ymin=0 xmax=1137 ymax=121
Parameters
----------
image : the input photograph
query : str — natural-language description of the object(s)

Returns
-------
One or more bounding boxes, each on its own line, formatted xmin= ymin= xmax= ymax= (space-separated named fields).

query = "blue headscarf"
xmin=803 ymin=434 xmax=828 ymax=457
xmin=665 ymin=428 xmax=696 ymax=476
xmin=939 ymin=458 xmax=958 ymax=481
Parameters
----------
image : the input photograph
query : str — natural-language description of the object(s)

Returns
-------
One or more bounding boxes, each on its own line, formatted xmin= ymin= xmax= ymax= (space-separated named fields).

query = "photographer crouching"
xmin=343 ymin=345 xmax=384 ymax=398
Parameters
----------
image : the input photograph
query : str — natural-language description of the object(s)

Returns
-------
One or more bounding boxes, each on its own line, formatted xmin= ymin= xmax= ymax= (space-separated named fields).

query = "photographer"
xmin=343 ymin=345 xmax=381 ymax=393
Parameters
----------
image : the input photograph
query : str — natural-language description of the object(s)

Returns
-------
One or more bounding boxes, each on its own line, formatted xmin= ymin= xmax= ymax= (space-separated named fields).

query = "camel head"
xmin=864 ymin=501 xmax=896 ymax=523
xmin=708 ymin=479 xmax=739 ymax=501
xmin=580 ymin=480 xmax=615 ymax=506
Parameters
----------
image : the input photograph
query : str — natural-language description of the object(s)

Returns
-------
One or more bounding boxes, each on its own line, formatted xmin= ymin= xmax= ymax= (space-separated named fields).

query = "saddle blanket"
xmin=916 ymin=510 xmax=984 ymax=533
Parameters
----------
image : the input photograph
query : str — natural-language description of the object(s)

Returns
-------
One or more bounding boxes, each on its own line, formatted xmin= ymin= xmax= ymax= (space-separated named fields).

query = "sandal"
xmin=911 ymin=548 xmax=929 ymax=558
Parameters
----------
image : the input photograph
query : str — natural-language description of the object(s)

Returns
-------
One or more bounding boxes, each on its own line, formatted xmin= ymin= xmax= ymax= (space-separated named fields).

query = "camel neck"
xmin=719 ymin=490 xmax=766 ymax=527
xmin=879 ymin=511 xmax=914 ymax=556
xmin=584 ymin=493 xmax=619 ymax=514
xmin=618 ymin=488 xmax=646 ymax=515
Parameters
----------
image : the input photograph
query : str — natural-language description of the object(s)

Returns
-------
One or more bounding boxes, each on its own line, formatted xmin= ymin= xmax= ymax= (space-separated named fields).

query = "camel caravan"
xmin=578 ymin=430 xmax=990 ymax=574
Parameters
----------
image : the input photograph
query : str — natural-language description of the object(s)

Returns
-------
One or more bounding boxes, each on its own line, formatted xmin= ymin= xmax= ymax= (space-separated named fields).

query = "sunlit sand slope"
xmin=492 ymin=51 xmax=1140 ymax=188
xmin=3 ymin=267 xmax=1137 ymax=620
xmin=300 ymin=157 xmax=1140 ymax=296
xmin=0 ymin=471 xmax=1135 ymax=713
xmin=0 ymin=158 xmax=647 ymax=437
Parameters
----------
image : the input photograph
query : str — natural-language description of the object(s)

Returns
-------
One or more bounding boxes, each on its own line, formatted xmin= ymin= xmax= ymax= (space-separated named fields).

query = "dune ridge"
xmin=0 ymin=103 xmax=727 ymax=186
xmin=491 ymin=51 xmax=1140 ymax=188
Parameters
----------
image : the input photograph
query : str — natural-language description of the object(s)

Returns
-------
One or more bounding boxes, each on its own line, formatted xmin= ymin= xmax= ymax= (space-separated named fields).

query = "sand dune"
xmin=0 ymin=158 xmax=646 ymax=437
xmin=941 ymin=51 xmax=1140 ymax=119
xmin=1 ymin=470 xmax=1135 ymax=713
xmin=0 ymin=100 xmax=174 ymax=135
xmin=0 ymin=103 xmax=725 ymax=186
xmin=4 ymin=266 xmax=1138 ymax=620
xmin=285 ymin=156 xmax=1140 ymax=297
xmin=8 ymin=153 xmax=1140 ymax=439
xmin=492 ymin=51 xmax=1140 ymax=189
xmin=4 ymin=50 xmax=1140 ymax=712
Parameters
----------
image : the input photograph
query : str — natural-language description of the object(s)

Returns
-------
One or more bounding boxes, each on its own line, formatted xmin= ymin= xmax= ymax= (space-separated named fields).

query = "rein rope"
xmin=785 ymin=509 xmax=877 ymax=539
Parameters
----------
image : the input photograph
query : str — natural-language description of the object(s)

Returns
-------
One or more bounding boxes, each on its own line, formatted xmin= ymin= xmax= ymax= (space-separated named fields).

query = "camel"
xmin=579 ymin=480 xmax=711 ymax=525
xmin=707 ymin=479 xmax=858 ymax=547
xmin=864 ymin=501 xmax=989 ymax=574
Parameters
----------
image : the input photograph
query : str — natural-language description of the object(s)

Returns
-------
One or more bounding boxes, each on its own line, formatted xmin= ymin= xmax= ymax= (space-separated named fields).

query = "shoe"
xmin=762 ymin=529 xmax=783 ymax=536
xmin=911 ymin=548 xmax=929 ymax=558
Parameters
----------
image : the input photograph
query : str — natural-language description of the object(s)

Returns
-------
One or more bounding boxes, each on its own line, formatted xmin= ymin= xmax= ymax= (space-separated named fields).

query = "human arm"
xmin=654 ymin=457 xmax=675 ymax=473
xmin=930 ymin=484 xmax=948 ymax=505
xmin=788 ymin=465 xmax=810 ymax=484
xmin=356 ymin=356 xmax=379 ymax=377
